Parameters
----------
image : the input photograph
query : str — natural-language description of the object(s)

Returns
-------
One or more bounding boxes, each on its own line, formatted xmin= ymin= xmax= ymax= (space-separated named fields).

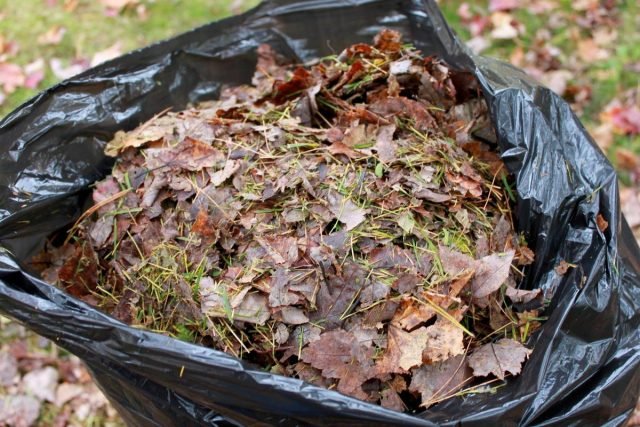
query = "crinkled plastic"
xmin=1 ymin=1 xmax=640 ymax=425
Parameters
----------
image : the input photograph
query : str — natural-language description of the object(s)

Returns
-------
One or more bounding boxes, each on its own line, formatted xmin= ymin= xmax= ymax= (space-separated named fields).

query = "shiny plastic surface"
xmin=1 ymin=1 xmax=639 ymax=425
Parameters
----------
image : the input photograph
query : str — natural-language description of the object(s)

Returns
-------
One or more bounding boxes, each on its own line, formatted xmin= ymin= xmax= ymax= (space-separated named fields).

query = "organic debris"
xmin=33 ymin=30 xmax=544 ymax=412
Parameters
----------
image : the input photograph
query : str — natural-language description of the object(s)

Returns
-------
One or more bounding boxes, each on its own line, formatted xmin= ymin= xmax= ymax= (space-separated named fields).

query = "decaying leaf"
xmin=327 ymin=191 xmax=368 ymax=231
xmin=409 ymin=354 xmax=473 ymax=407
xmin=468 ymin=338 xmax=532 ymax=380
xmin=377 ymin=325 xmax=429 ymax=373
xmin=422 ymin=320 xmax=465 ymax=364
xmin=301 ymin=330 xmax=374 ymax=399
xmin=472 ymin=250 xmax=515 ymax=299
xmin=35 ymin=31 xmax=540 ymax=413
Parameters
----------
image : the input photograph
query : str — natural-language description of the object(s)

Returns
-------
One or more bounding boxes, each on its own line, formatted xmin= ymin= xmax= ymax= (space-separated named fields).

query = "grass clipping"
xmin=33 ymin=30 xmax=545 ymax=412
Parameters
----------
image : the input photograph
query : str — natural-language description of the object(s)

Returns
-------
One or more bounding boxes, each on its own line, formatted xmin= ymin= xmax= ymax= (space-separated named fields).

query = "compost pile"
xmin=33 ymin=30 xmax=544 ymax=412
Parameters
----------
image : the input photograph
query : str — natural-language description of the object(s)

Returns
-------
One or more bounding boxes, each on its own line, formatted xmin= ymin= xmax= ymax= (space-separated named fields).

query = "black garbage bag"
xmin=1 ymin=1 xmax=640 ymax=425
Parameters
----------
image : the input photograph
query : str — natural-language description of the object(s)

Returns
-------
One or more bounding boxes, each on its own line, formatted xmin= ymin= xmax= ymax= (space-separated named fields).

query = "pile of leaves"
xmin=33 ymin=30 xmax=545 ymax=412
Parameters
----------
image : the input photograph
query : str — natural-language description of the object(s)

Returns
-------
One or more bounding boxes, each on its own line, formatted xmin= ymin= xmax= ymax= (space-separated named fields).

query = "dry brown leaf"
xmin=377 ymin=325 xmax=429 ymax=373
xmin=422 ymin=319 xmax=465 ymax=364
xmin=555 ymin=259 xmax=572 ymax=276
xmin=277 ymin=307 xmax=309 ymax=325
xmin=0 ymin=352 xmax=17 ymax=387
xmin=472 ymin=250 xmax=515 ymax=299
xmin=374 ymin=124 xmax=397 ymax=163
xmin=391 ymin=298 xmax=437 ymax=331
xmin=327 ymin=192 xmax=368 ymax=231
xmin=0 ymin=395 xmax=41 ymax=427
xmin=505 ymin=286 xmax=541 ymax=304
xmin=596 ymin=213 xmax=608 ymax=232
xmin=300 ymin=330 xmax=374 ymax=399
xmin=380 ymin=388 xmax=405 ymax=411
xmin=409 ymin=354 xmax=472 ymax=407
xmin=468 ymin=338 xmax=532 ymax=380
xmin=105 ymin=113 xmax=175 ymax=157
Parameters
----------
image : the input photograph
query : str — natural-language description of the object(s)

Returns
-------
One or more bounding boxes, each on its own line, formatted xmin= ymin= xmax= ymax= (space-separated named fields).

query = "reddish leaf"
xmin=271 ymin=67 xmax=315 ymax=105
xmin=0 ymin=62 xmax=25 ymax=93
xmin=596 ymin=213 xmax=608 ymax=232
xmin=369 ymin=97 xmax=436 ymax=131
xmin=301 ymin=329 xmax=374 ymax=399
xmin=373 ymin=29 xmax=402 ymax=53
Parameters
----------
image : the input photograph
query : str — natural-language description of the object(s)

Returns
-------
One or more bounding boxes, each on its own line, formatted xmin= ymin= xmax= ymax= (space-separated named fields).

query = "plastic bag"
xmin=1 ymin=1 xmax=640 ymax=425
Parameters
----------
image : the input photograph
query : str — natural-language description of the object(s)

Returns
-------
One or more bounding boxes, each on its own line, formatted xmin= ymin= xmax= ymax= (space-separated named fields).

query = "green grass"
xmin=0 ymin=0 xmax=259 ymax=117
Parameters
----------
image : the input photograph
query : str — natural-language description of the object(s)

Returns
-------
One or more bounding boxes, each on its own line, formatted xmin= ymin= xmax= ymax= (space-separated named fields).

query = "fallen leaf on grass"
xmin=49 ymin=58 xmax=89 ymax=80
xmin=489 ymin=0 xmax=519 ymax=12
xmin=90 ymin=42 xmax=123 ymax=67
xmin=468 ymin=338 xmax=531 ymax=380
xmin=23 ymin=366 xmax=59 ymax=403
xmin=0 ymin=352 xmax=17 ymax=387
xmin=55 ymin=383 xmax=85 ymax=407
xmin=37 ymin=25 xmax=66 ymax=45
xmin=0 ymin=62 xmax=25 ymax=93
xmin=23 ymin=59 xmax=45 ymax=89
xmin=0 ymin=395 xmax=41 ymax=427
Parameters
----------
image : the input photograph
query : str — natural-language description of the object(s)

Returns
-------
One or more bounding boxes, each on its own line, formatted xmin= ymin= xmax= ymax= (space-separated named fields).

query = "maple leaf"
xmin=301 ymin=329 xmax=374 ymax=399
xmin=467 ymin=338 xmax=532 ymax=380
xmin=268 ymin=268 xmax=298 ymax=308
xmin=409 ymin=354 xmax=472 ymax=407
xmin=376 ymin=325 xmax=429 ymax=374
xmin=312 ymin=262 xmax=365 ymax=328
xmin=90 ymin=42 xmax=122 ymax=67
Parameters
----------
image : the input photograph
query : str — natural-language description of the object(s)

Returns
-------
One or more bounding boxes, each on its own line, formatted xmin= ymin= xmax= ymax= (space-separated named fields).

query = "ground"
xmin=0 ymin=0 xmax=639 ymax=425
